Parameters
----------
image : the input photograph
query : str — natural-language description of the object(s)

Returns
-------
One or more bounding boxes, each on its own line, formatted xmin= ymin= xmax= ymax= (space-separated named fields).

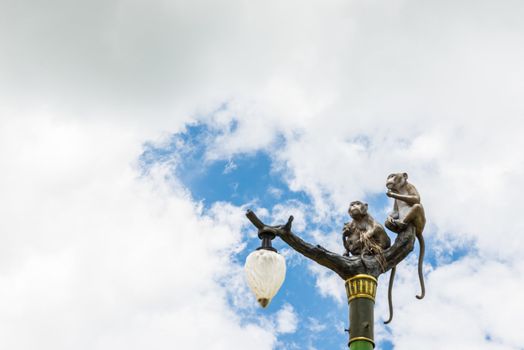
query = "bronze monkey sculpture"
xmin=342 ymin=200 xmax=391 ymax=261
xmin=383 ymin=172 xmax=426 ymax=324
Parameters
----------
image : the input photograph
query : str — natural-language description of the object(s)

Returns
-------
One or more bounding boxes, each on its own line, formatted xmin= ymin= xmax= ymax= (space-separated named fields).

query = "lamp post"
xmin=243 ymin=171 xmax=426 ymax=349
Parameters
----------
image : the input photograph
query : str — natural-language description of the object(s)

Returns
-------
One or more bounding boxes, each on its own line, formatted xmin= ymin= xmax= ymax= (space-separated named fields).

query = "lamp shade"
xmin=244 ymin=249 xmax=286 ymax=308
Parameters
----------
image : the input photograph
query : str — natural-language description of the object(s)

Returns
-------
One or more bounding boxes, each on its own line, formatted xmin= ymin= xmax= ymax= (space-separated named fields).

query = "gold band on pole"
xmin=349 ymin=336 xmax=375 ymax=347
xmin=345 ymin=274 xmax=377 ymax=303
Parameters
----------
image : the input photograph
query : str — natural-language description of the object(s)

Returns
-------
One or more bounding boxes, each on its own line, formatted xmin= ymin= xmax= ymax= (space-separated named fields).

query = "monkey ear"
xmin=403 ymin=172 xmax=408 ymax=179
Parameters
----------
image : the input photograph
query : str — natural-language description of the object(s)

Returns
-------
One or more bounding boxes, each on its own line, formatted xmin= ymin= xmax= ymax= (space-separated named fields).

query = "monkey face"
xmin=348 ymin=201 xmax=368 ymax=219
xmin=386 ymin=172 xmax=408 ymax=191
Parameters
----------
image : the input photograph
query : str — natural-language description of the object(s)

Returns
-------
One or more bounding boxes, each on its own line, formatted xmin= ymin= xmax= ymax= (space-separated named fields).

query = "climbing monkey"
xmin=383 ymin=172 xmax=426 ymax=324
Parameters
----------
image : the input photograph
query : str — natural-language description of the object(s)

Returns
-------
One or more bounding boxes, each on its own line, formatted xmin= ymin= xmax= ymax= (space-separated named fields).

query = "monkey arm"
xmin=342 ymin=229 xmax=351 ymax=251
xmin=388 ymin=192 xmax=420 ymax=205
xmin=389 ymin=201 xmax=399 ymax=219
xmin=370 ymin=223 xmax=386 ymax=239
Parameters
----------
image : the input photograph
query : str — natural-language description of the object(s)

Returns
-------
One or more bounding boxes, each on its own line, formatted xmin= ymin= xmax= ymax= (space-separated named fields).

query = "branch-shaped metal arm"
xmin=246 ymin=209 xmax=417 ymax=279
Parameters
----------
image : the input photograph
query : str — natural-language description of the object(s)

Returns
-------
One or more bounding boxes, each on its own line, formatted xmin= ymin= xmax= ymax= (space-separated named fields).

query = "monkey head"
xmin=348 ymin=200 xmax=368 ymax=220
xmin=386 ymin=172 xmax=408 ymax=191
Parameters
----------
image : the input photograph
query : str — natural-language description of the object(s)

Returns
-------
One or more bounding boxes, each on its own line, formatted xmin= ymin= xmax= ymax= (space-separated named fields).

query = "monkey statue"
xmin=342 ymin=201 xmax=391 ymax=260
xmin=383 ymin=172 xmax=426 ymax=324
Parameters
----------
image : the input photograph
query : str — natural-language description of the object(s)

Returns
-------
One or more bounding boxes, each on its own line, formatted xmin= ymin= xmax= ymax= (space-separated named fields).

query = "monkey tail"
xmin=416 ymin=234 xmax=425 ymax=300
xmin=384 ymin=266 xmax=396 ymax=324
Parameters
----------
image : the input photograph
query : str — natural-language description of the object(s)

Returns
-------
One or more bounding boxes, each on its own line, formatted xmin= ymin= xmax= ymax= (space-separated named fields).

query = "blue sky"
xmin=140 ymin=124 xmax=448 ymax=350
xmin=157 ymin=126 xmax=349 ymax=349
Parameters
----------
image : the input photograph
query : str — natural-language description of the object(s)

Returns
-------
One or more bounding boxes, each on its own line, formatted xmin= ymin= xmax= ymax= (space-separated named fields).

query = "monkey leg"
xmin=385 ymin=216 xmax=402 ymax=233
xmin=391 ymin=219 xmax=408 ymax=231
xmin=401 ymin=204 xmax=423 ymax=225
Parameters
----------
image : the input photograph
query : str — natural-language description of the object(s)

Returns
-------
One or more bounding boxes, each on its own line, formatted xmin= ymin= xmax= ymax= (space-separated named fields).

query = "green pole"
xmin=345 ymin=275 xmax=376 ymax=350
xmin=350 ymin=340 xmax=374 ymax=350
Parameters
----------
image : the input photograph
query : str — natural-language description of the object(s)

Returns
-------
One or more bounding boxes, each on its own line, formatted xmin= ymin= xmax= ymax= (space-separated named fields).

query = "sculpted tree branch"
xmin=246 ymin=209 xmax=416 ymax=279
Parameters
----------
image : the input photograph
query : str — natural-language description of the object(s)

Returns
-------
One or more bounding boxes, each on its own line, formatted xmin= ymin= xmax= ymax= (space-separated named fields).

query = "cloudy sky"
xmin=1 ymin=0 xmax=524 ymax=349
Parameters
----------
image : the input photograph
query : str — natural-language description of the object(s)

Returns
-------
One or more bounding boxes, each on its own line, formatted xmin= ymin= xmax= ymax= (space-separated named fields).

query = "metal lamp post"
xmin=243 ymin=172 xmax=427 ymax=349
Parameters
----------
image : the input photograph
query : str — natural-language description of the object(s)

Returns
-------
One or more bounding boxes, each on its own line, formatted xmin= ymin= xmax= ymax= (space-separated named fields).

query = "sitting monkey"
xmin=383 ymin=172 xmax=427 ymax=324
xmin=385 ymin=173 xmax=426 ymax=237
xmin=342 ymin=201 xmax=391 ymax=259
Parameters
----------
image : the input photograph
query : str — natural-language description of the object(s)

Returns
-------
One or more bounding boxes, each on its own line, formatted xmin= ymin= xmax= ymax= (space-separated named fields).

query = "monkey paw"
xmin=393 ymin=219 xmax=408 ymax=231
xmin=385 ymin=218 xmax=406 ymax=233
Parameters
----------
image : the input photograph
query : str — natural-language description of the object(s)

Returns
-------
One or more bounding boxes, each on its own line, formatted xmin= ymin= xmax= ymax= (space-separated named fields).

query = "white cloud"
xmin=270 ymin=201 xmax=309 ymax=233
xmin=268 ymin=187 xmax=284 ymax=199
xmin=275 ymin=303 xmax=298 ymax=334
xmin=376 ymin=257 xmax=524 ymax=349
xmin=0 ymin=116 xmax=275 ymax=350
xmin=307 ymin=265 xmax=346 ymax=305
xmin=307 ymin=317 xmax=327 ymax=333
xmin=309 ymin=230 xmax=345 ymax=256
xmin=223 ymin=159 xmax=238 ymax=174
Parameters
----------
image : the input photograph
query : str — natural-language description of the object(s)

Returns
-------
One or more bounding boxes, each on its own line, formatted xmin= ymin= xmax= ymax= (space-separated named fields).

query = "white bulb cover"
xmin=244 ymin=249 xmax=286 ymax=308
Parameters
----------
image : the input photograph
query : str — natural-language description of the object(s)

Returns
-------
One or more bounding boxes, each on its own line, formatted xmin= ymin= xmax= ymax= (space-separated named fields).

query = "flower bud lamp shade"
xmin=244 ymin=249 xmax=286 ymax=308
